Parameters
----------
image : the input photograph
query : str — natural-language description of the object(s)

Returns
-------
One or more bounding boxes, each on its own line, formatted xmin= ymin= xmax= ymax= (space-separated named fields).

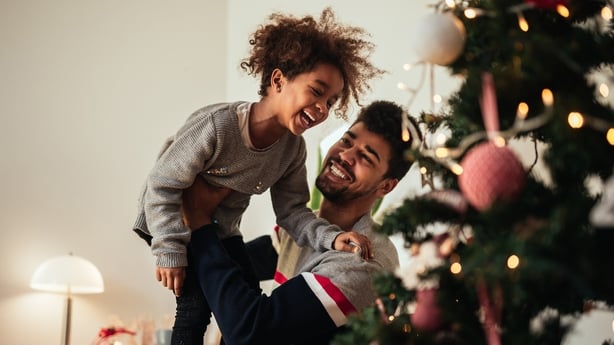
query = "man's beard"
xmin=315 ymin=174 xmax=351 ymax=203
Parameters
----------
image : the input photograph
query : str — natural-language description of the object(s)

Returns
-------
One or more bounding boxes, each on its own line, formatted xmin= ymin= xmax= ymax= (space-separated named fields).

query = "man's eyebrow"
xmin=345 ymin=130 xmax=381 ymax=163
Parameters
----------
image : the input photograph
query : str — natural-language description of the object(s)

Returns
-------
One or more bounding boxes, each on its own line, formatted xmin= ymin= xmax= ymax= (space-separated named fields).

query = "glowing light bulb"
xmin=450 ymin=262 xmax=462 ymax=274
xmin=445 ymin=0 xmax=456 ymax=8
xmin=556 ymin=5 xmax=570 ymax=18
xmin=402 ymin=127 xmax=411 ymax=142
xmin=435 ymin=147 xmax=449 ymax=158
xmin=450 ymin=163 xmax=464 ymax=176
xmin=420 ymin=166 xmax=428 ymax=174
xmin=516 ymin=102 xmax=529 ymax=120
xmin=599 ymin=83 xmax=609 ymax=98
xmin=518 ymin=13 xmax=529 ymax=32
xmin=388 ymin=315 xmax=395 ymax=322
xmin=607 ymin=128 xmax=614 ymax=146
xmin=494 ymin=136 xmax=507 ymax=147
xmin=403 ymin=63 xmax=412 ymax=71
xmin=541 ymin=89 xmax=554 ymax=107
xmin=568 ymin=112 xmax=584 ymax=128
xmin=464 ymin=8 xmax=478 ymax=19
xmin=601 ymin=6 xmax=613 ymax=20
xmin=398 ymin=82 xmax=408 ymax=90
xmin=433 ymin=94 xmax=443 ymax=103
xmin=507 ymin=255 xmax=520 ymax=269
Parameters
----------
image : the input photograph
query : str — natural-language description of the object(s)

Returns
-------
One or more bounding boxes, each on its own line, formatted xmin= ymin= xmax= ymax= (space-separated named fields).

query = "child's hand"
xmin=156 ymin=266 xmax=186 ymax=296
xmin=333 ymin=231 xmax=373 ymax=260
xmin=182 ymin=176 xmax=233 ymax=230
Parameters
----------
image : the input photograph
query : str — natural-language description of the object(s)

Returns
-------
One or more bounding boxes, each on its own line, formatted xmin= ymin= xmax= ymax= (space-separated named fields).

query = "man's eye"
xmin=361 ymin=154 xmax=374 ymax=165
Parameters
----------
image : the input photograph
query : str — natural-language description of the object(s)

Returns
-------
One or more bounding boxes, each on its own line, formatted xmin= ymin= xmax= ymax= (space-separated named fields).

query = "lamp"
xmin=30 ymin=253 xmax=104 ymax=345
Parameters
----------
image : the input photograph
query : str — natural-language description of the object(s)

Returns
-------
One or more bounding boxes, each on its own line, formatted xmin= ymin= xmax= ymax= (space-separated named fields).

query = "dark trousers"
xmin=171 ymin=235 xmax=260 ymax=345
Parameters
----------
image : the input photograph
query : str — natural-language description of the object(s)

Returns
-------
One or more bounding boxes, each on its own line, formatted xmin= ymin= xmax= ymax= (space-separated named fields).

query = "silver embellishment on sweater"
xmin=206 ymin=167 xmax=229 ymax=176
xmin=254 ymin=181 xmax=263 ymax=192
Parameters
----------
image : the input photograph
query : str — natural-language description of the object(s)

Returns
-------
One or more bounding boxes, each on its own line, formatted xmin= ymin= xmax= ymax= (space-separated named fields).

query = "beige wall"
xmin=0 ymin=0 xmax=611 ymax=344
xmin=0 ymin=0 xmax=227 ymax=344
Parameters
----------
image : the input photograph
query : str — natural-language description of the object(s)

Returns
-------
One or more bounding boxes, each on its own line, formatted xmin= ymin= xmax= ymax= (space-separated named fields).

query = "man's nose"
xmin=339 ymin=147 xmax=356 ymax=165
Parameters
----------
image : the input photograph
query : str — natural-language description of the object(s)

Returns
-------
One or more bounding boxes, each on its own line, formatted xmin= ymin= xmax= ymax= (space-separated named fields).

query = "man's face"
xmin=315 ymin=122 xmax=393 ymax=203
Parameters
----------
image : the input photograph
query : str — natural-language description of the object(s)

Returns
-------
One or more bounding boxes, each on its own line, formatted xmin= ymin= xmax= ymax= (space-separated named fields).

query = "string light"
xmin=556 ymin=5 xmax=570 ymax=18
xmin=607 ymin=128 xmax=614 ymax=145
xmin=568 ymin=112 xmax=585 ymax=128
xmin=450 ymin=262 xmax=462 ymax=274
xmin=518 ymin=12 xmax=530 ymax=32
xmin=444 ymin=0 xmax=456 ymax=9
xmin=416 ymin=88 xmax=555 ymax=174
xmin=464 ymin=8 xmax=481 ymax=19
xmin=541 ymin=88 xmax=554 ymax=106
xmin=601 ymin=6 xmax=613 ymax=20
xmin=507 ymin=255 xmax=520 ymax=269
xmin=516 ymin=102 xmax=529 ymax=120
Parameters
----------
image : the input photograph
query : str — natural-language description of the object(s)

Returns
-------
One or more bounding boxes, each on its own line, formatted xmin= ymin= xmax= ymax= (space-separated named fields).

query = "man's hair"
xmin=353 ymin=100 xmax=421 ymax=180
xmin=240 ymin=7 xmax=384 ymax=120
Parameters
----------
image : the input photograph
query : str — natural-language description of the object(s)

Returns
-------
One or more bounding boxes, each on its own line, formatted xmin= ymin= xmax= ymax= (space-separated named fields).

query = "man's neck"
xmin=318 ymin=199 xmax=372 ymax=232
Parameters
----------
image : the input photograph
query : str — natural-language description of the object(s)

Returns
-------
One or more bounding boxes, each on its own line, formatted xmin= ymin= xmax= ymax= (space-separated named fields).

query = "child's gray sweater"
xmin=133 ymin=101 xmax=341 ymax=268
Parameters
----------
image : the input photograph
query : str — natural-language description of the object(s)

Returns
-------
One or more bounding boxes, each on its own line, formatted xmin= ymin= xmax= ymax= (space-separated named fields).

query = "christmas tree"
xmin=333 ymin=0 xmax=614 ymax=344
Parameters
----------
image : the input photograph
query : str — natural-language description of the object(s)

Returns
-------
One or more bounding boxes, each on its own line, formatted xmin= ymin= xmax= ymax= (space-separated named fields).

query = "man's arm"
xmin=189 ymin=227 xmax=339 ymax=345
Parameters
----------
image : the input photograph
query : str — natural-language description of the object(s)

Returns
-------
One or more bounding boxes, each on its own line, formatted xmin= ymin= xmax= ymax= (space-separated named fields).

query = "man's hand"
xmin=156 ymin=266 xmax=186 ymax=296
xmin=182 ymin=177 xmax=233 ymax=230
xmin=333 ymin=231 xmax=373 ymax=260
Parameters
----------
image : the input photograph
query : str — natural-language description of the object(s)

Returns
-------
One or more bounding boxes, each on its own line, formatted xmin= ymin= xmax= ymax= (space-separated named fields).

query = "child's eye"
xmin=311 ymin=87 xmax=323 ymax=96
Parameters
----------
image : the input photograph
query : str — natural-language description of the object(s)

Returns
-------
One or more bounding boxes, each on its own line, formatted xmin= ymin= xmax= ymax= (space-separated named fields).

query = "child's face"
xmin=277 ymin=63 xmax=344 ymax=136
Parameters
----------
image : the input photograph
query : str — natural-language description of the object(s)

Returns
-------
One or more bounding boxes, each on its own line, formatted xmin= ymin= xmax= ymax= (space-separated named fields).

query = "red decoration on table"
xmin=93 ymin=327 xmax=137 ymax=345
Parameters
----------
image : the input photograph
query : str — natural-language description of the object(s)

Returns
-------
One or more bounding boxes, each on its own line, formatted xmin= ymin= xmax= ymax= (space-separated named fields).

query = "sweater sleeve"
xmin=269 ymin=140 xmax=342 ymax=251
xmin=144 ymin=112 xmax=217 ymax=268
xmin=189 ymin=227 xmax=340 ymax=345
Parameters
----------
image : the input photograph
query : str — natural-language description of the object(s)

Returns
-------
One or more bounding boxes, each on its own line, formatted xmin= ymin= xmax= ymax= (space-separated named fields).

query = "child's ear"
xmin=270 ymin=68 xmax=284 ymax=92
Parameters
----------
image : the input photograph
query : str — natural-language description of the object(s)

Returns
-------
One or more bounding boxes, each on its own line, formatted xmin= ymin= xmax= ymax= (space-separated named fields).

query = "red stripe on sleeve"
xmin=313 ymin=274 xmax=357 ymax=315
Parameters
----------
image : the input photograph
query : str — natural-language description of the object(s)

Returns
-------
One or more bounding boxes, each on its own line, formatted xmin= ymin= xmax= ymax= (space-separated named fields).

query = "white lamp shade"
xmin=30 ymin=254 xmax=104 ymax=294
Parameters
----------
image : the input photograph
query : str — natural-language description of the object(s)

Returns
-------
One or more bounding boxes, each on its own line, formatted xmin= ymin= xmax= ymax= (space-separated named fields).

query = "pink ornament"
xmin=411 ymin=288 xmax=443 ymax=332
xmin=458 ymin=141 xmax=526 ymax=211
xmin=524 ymin=0 xmax=568 ymax=9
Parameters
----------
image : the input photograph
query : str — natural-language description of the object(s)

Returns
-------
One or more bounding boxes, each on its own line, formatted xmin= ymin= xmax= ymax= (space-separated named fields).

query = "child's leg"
xmin=221 ymin=235 xmax=260 ymax=291
xmin=171 ymin=252 xmax=211 ymax=345
xmin=215 ymin=235 xmax=261 ymax=345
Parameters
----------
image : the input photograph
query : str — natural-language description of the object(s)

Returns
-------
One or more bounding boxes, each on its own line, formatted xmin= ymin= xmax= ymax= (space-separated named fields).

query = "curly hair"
xmin=354 ymin=100 xmax=422 ymax=180
xmin=240 ymin=7 xmax=385 ymax=120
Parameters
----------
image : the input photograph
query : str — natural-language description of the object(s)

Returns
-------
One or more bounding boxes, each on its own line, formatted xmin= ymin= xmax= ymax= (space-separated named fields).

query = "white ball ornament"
xmin=412 ymin=12 xmax=467 ymax=66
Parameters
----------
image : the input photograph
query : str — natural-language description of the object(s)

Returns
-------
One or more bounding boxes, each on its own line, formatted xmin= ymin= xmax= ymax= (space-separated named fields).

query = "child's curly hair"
xmin=240 ymin=7 xmax=385 ymax=120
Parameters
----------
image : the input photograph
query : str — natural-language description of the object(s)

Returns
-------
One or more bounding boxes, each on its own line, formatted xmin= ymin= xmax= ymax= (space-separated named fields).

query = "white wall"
xmin=1 ymin=0 xmax=611 ymax=344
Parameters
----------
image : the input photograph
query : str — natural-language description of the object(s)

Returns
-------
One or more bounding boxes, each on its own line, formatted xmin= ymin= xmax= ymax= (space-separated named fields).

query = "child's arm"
xmin=144 ymin=111 xmax=218 ymax=294
xmin=270 ymin=142 xmax=373 ymax=259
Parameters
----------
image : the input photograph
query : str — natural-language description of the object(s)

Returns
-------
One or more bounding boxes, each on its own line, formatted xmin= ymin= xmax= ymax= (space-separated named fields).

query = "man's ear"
xmin=377 ymin=178 xmax=398 ymax=197
xmin=270 ymin=68 xmax=284 ymax=92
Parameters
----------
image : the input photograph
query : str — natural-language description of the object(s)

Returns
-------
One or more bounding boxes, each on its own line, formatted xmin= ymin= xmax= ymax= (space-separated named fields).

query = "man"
xmin=181 ymin=100 xmax=420 ymax=344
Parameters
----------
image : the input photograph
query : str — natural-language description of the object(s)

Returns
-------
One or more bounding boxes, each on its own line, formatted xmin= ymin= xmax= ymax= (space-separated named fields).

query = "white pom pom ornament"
xmin=412 ymin=12 xmax=466 ymax=66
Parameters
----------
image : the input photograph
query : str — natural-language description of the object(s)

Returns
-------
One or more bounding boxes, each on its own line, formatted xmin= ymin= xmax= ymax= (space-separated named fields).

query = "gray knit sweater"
xmin=273 ymin=212 xmax=400 ymax=319
xmin=133 ymin=102 xmax=342 ymax=268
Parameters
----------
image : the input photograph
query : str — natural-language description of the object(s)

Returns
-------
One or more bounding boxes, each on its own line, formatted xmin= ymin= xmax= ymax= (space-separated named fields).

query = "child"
xmin=132 ymin=7 xmax=383 ymax=345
